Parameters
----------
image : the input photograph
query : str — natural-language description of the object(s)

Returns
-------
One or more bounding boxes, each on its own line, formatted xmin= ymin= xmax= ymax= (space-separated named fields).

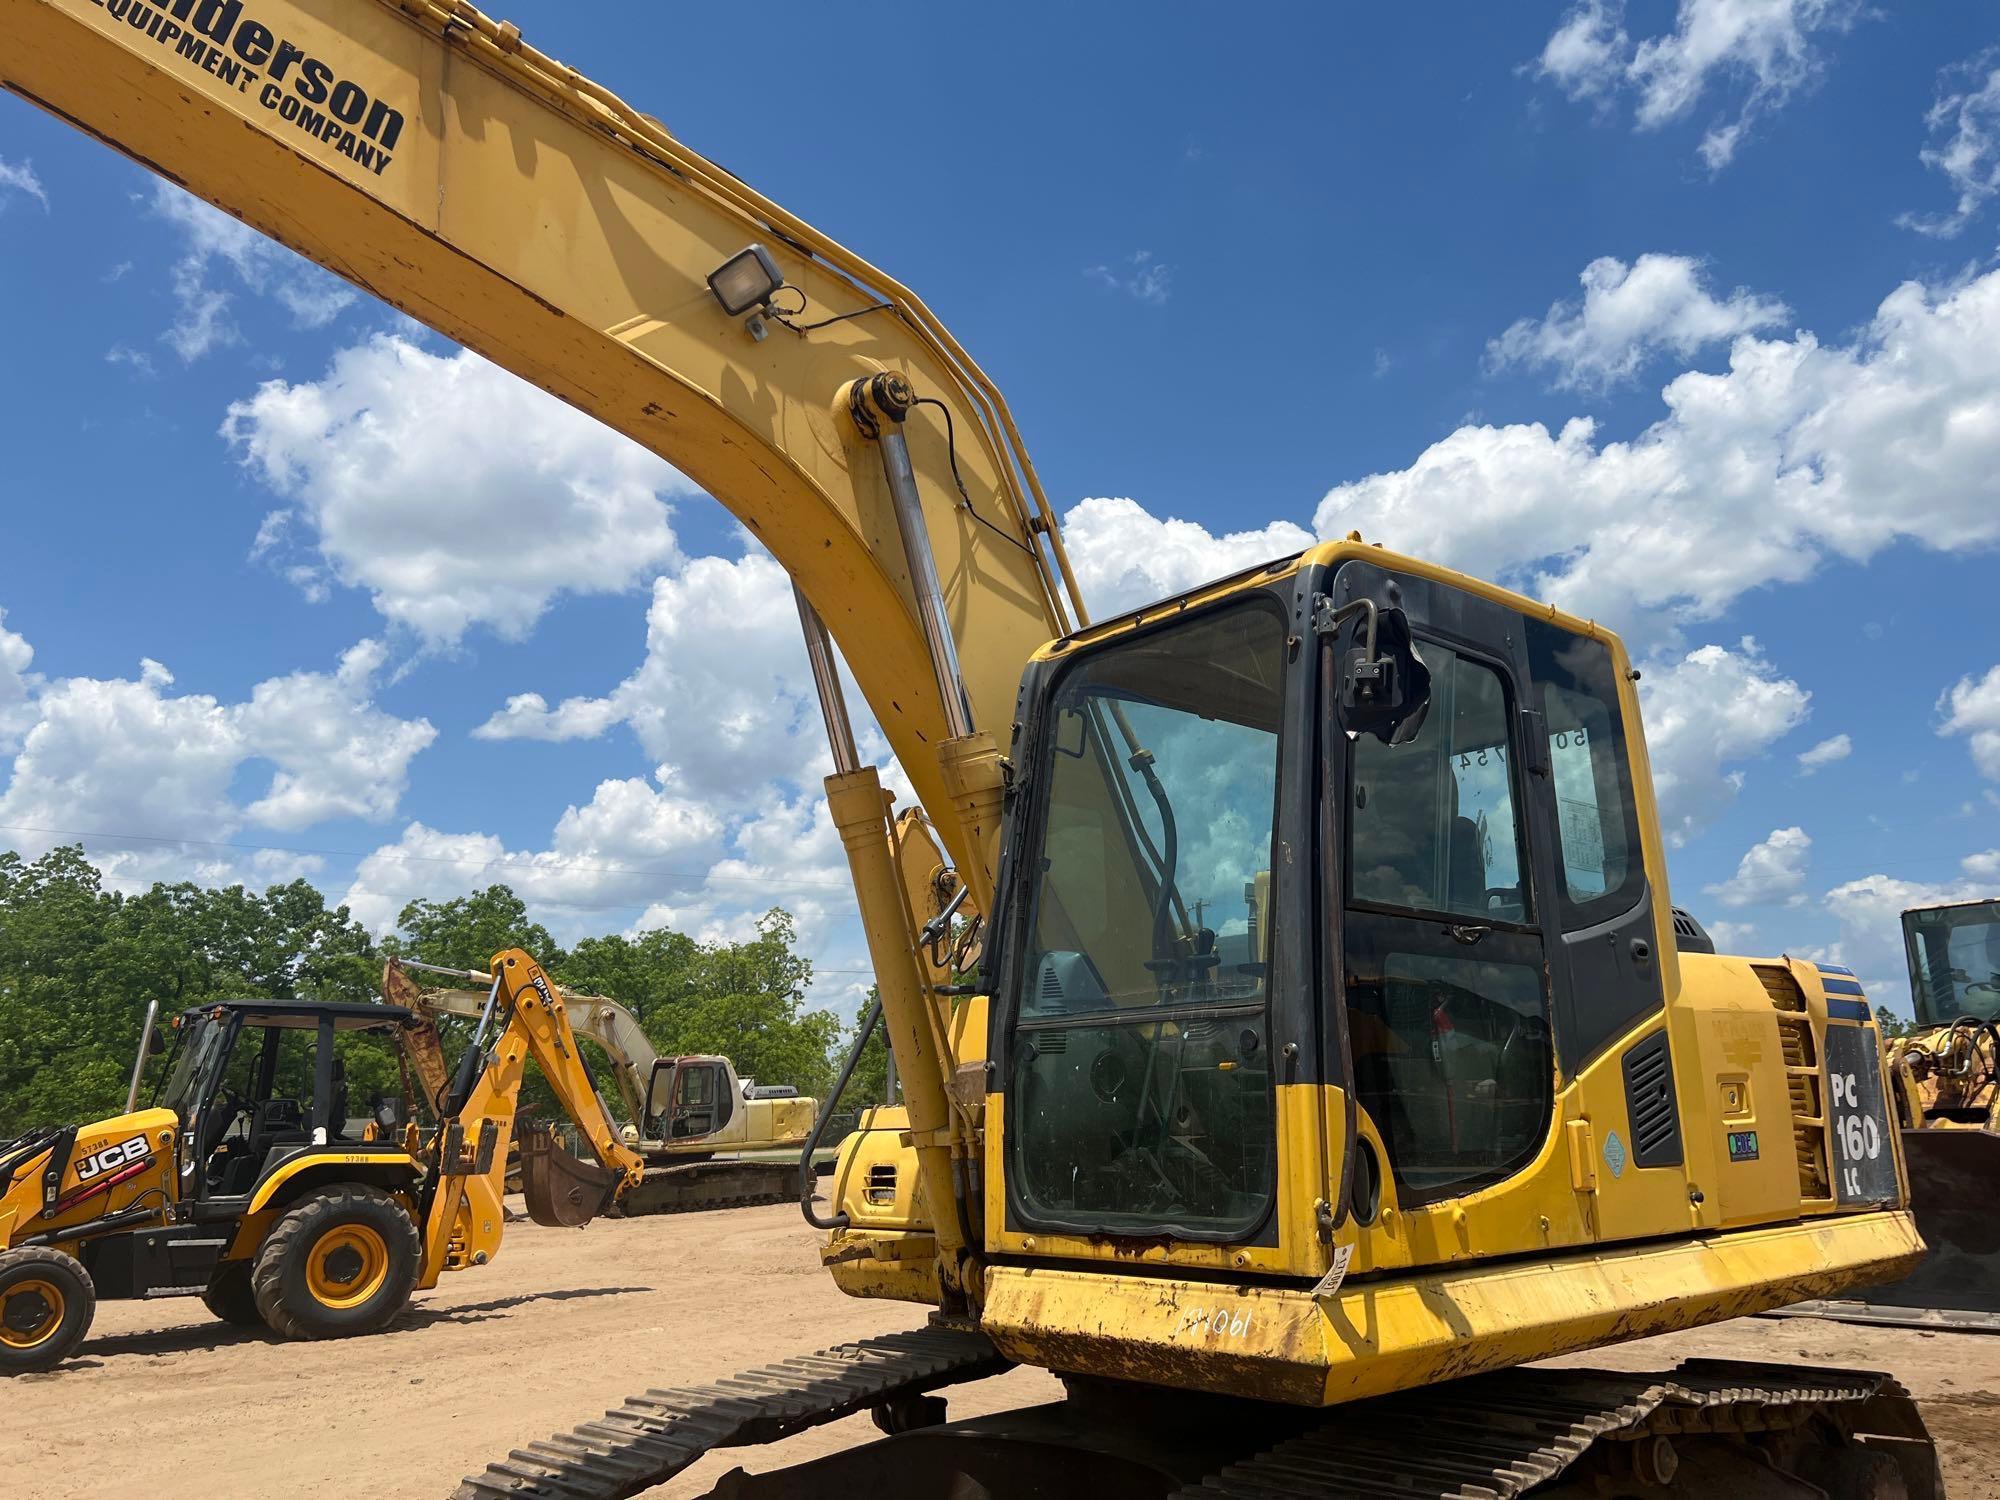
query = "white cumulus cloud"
xmin=0 ymin=156 xmax=48 ymax=211
xmin=0 ymin=626 xmax=434 ymax=889
xmin=1796 ymin=732 xmax=1850 ymax=773
xmin=1486 ymin=253 xmax=1787 ymax=392
xmin=1940 ymin=665 xmax=2000 ymax=780
xmin=0 ymin=609 xmax=41 ymax=753
xmin=224 ymin=335 xmax=687 ymax=645
xmin=1316 ymin=264 xmax=2000 ymax=644
xmin=148 ymin=182 xmax=354 ymax=361
xmin=1061 ymin=497 xmax=1314 ymax=618
xmin=1899 ymin=48 xmax=2000 ymax=239
xmin=1535 ymin=0 xmax=1864 ymax=169
xmin=1705 ymin=824 xmax=1811 ymax=908
xmin=1637 ymin=638 xmax=1810 ymax=844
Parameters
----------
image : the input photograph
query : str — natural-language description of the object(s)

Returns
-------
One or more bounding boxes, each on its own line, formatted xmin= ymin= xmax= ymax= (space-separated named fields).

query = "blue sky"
xmin=4 ymin=1 xmax=2000 ymax=1016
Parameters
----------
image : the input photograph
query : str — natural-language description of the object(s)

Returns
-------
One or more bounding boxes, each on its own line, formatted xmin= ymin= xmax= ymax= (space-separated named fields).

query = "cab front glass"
xmin=1003 ymin=600 xmax=1287 ymax=1239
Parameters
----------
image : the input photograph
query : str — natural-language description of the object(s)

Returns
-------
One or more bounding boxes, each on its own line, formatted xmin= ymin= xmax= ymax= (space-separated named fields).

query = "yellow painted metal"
xmin=826 ymin=767 xmax=974 ymax=1307
xmin=0 ymin=1108 xmax=179 ymax=1253
xmin=243 ymin=1152 xmax=421 ymax=1215
xmin=416 ymin=948 xmax=648 ymax=1289
xmin=980 ymin=1209 xmax=1925 ymax=1407
xmin=0 ymin=1278 xmax=63 ymax=1350
xmin=304 ymin=1223 xmax=391 ymax=1310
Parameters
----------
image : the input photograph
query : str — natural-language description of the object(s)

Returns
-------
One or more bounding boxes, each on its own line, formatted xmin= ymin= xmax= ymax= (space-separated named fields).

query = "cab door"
xmin=1337 ymin=618 xmax=1556 ymax=1207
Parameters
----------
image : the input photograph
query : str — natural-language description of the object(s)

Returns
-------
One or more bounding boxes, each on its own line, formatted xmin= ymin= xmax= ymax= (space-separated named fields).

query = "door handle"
xmin=1448 ymin=924 xmax=1490 ymax=945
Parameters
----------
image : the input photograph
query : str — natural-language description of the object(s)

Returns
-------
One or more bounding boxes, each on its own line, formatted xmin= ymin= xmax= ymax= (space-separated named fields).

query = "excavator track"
xmin=452 ymin=1325 xmax=1010 ymax=1500
xmin=1172 ymin=1362 xmax=1933 ymax=1500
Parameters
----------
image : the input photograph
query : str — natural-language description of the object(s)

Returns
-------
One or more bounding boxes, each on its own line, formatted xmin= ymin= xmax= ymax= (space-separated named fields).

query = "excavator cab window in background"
xmin=1904 ymin=899 xmax=2000 ymax=1026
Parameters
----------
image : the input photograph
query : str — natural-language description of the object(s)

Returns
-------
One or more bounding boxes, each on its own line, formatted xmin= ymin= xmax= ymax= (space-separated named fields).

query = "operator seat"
xmin=1443 ymin=775 xmax=1486 ymax=916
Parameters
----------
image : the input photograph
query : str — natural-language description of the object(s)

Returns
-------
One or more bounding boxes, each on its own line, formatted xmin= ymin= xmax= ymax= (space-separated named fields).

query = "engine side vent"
xmin=864 ymin=1163 xmax=897 ymax=1206
xmin=1620 ymin=1030 xmax=1684 ymax=1168
xmin=1038 ymin=1031 xmax=1068 ymax=1055
xmin=1670 ymin=906 xmax=1716 ymax=954
xmin=1754 ymin=963 xmax=1832 ymax=1204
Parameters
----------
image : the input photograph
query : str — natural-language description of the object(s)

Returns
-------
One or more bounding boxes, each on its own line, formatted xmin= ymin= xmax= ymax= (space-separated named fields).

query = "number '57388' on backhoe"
xmin=0 ymin=950 xmax=642 ymax=1373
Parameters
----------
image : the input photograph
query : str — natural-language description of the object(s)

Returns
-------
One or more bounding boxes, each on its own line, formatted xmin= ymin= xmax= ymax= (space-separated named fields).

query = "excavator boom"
xmin=2 ymin=0 xmax=1079 ymax=888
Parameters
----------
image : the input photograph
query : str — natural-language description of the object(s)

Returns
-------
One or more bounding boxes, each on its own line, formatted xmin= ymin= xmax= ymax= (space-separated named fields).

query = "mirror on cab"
xmin=1335 ymin=599 xmax=1431 ymax=745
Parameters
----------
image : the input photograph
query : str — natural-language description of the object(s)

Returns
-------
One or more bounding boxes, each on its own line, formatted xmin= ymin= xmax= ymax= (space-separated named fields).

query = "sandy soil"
xmin=9 ymin=1203 xmax=1996 ymax=1498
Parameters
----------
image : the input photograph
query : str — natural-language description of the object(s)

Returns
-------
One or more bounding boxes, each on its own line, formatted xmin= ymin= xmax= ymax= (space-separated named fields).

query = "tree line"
xmin=0 ymin=845 xmax=874 ymax=1137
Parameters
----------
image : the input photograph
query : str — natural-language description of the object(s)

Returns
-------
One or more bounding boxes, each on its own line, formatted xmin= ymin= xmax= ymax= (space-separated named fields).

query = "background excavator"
xmin=388 ymin=965 xmax=820 ymax=1215
xmin=0 ymin=948 xmax=643 ymax=1373
xmin=0 ymin=2 xmax=1948 ymax=1493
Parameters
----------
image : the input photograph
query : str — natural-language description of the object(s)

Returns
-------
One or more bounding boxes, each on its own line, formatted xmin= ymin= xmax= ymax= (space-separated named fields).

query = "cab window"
xmin=1524 ymin=619 xmax=1642 ymax=923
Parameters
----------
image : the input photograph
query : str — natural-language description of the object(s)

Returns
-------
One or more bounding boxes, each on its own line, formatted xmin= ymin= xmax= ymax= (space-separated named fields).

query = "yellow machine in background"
xmin=0 ymin=2 xmax=1944 ymax=1492
xmin=1831 ymin=898 xmax=2000 ymax=1329
xmin=0 ymin=949 xmax=641 ymax=1373
xmin=395 ymin=970 xmax=819 ymax=1214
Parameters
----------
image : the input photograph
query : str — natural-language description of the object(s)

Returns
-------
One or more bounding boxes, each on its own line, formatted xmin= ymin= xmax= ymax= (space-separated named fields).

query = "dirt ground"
xmin=9 ymin=1203 xmax=1998 ymax=1499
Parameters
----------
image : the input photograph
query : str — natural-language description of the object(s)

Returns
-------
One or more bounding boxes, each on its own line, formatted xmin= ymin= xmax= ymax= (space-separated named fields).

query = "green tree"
xmin=1874 ymin=1004 xmax=1915 ymax=1039
xmin=386 ymin=886 xmax=562 ymax=973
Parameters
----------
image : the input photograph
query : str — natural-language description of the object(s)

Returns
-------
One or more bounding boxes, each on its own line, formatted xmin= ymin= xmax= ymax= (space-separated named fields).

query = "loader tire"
xmin=0 ymin=1246 xmax=95 ymax=1374
xmin=201 ymin=1260 xmax=264 ymax=1327
xmin=252 ymin=1184 xmax=419 ymax=1341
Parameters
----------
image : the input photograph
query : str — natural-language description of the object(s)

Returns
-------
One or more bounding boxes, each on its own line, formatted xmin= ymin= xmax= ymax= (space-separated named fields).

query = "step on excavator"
xmin=385 ymin=962 xmax=821 ymax=1216
xmin=0 ymin=950 xmax=645 ymax=1372
xmin=0 ymin=2 xmax=1946 ymax=1492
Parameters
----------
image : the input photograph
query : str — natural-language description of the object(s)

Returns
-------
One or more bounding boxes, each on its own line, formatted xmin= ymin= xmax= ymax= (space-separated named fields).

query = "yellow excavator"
xmin=389 ymin=965 xmax=820 ymax=1214
xmin=1820 ymin=899 xmax=2000 ymax=1331
xmin=1 ymin=3 xmax=1943 ymax=1492
xmin=0 ymin=949 xmax=644 ymax=1373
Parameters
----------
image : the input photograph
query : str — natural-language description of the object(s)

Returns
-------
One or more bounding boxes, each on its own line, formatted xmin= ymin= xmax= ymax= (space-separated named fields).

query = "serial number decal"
xmin=89 ymin=0 xmax=404 ymax=176
xmin=1177 ymin=1305 xmax=1256 ymax=1341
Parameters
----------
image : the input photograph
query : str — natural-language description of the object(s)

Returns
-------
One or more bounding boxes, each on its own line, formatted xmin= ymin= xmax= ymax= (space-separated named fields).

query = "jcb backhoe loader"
xmin=0 ymin=3 xmax=1945 ymax=1492
xmin=0 ymin=949 xmax=643 ymax=1373
xmin=387 ymin=964 xmax=820 ymax=1214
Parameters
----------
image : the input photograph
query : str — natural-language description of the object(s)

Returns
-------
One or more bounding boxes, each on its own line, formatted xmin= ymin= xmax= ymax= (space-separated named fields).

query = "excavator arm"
xmin=1 ymin=0 xmax=1084 ymax=889
xmin=399 ymin=950 xmax=647 ymax=1285
xmin=400 ymin=970 xmax=659 ymax=1133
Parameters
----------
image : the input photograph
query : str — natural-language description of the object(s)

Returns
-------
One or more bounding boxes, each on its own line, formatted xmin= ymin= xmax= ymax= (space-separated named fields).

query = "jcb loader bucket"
xmin=1778 ymin=1125 xmax=2000 ymax=1331
xmin=518 ymin=1123 xmax=620 ymax=1229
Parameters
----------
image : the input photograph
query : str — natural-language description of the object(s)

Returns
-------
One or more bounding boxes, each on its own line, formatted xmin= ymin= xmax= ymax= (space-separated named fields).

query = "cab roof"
xmin=177 ymin=1000 xmax=412 ymax=1031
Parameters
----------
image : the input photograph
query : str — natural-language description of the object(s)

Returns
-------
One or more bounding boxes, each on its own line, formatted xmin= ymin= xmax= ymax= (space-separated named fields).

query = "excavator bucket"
xmin=1865 ymin=1126 xmax=2000 ymax=1326
xmin=517 ymin=1123 xmax=621 ymax=1229
xmin=1780 ymin=1126 xmax=2000 ymax=1331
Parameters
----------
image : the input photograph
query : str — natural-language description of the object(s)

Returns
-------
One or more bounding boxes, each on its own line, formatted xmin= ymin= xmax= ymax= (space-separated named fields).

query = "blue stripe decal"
xmin=1822 ymin=977 xmax=1866 ymax=997
xmin=1816 ymin=963 xmax=1856 ymax=976
xmin=1827 ymin=997 xmax=1871 ymax=1022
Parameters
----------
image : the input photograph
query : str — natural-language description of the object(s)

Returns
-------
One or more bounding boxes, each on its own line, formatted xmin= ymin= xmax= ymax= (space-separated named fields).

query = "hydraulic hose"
xmin=799 ymin=997 xmax=885 ymax=1231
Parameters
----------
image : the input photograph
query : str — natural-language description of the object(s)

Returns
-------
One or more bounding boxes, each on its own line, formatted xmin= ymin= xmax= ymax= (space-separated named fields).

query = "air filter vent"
xmin=1621 ymin=1030 xmax=1684 ymax=1168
